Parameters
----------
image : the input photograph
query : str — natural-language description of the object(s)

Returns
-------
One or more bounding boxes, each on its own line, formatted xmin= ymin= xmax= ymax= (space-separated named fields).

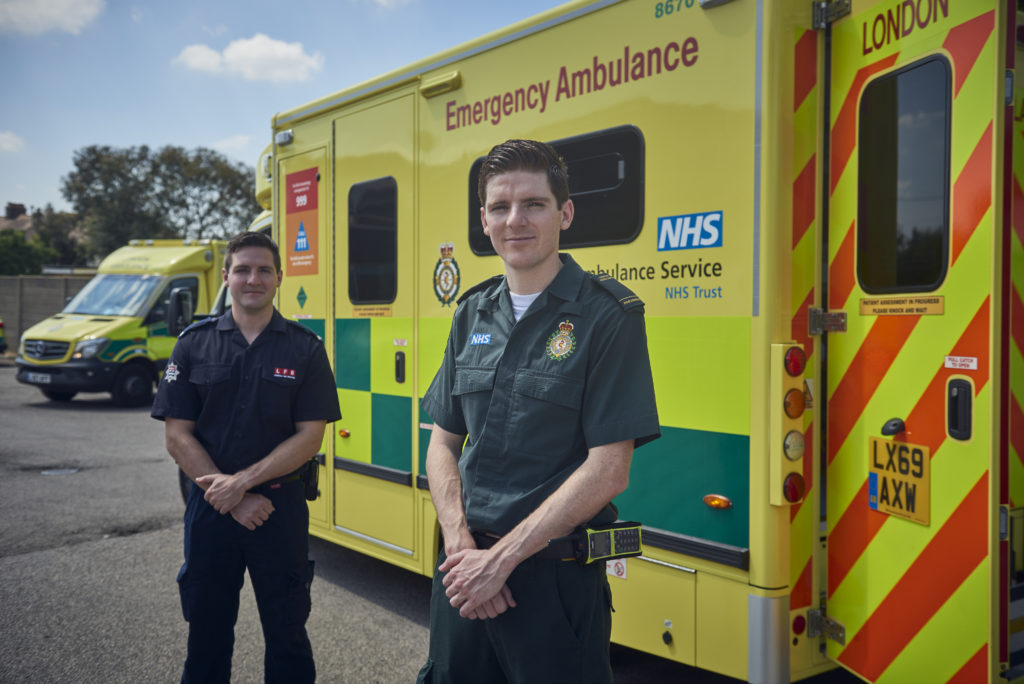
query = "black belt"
xmin=259 ymin=470 xmax=302 ymax=493
xmin=471 ymin=531 xmax=578 ymax=562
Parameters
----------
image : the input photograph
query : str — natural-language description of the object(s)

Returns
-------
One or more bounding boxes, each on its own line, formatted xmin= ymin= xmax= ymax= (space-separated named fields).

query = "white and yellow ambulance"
xmin=256 ymin=0 xmax=1019 ymax=680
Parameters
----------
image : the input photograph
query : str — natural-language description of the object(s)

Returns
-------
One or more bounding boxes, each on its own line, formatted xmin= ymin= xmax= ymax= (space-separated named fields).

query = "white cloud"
xmin=130 ymin=7 xmax=142 ymax=23
xmin=173 ymin=33 xmax=323 ymax=84
xmin=0 ymin=0 xmax=104 ymax=35
xmin=212 ymin=134 xmax=251 ymax=154
xmin=174 ymin=44 xmax=224 ymax=74
xmin=0 ymin=131 xmax=25 ymax=153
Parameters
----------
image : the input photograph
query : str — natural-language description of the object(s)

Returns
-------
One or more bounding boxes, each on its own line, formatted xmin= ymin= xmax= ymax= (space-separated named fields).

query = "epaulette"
xmin=590 ymin=272 xmax=645 ymax=312
xmin=284 ymin=318 xmax=325 ymax=341
xmin=178 ymin=316 xmax=216 ymax=337
xmin=457 ymin=274 xmax=505 ymax=305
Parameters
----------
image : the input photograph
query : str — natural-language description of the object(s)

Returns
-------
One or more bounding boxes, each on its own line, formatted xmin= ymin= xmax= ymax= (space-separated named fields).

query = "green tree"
xmin=151 ymin=146 xmax=258 ymax=241
xmin=61 ymin=145 xmax=259 ymax=260
xmin=32 ymin=204 xmax=86 ymax=265
xmin=0 ymin=230 xmax=58 ymax=275
xmin=61 ymin=145 xmax=173 ymax=259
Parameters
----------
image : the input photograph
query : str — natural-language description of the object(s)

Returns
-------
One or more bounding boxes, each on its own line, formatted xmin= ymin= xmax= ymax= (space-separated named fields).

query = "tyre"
xmin=42 ymin=389 xmax=76 ymax=402
xmin=111 ymin=364 xmax=153 ymax=407
xmin=178 ymin=468 xmax=194 ymax=505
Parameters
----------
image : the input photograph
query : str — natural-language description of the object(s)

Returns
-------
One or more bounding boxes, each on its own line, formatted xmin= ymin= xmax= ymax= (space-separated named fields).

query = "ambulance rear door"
xmin=821 ymin=1 xmax=1011 ymax=681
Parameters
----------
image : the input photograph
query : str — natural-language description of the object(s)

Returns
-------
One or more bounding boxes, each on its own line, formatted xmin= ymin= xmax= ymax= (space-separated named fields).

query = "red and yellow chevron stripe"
xmin=790 ymin=27 xmax=818 ymax=621
xmin=824 ymin=5 xmax=1000 ymax=682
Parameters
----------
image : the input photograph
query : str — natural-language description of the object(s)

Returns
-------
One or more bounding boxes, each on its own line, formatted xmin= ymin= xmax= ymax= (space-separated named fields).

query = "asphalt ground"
xmin=0 ymin=360 xmax=857 ymax=683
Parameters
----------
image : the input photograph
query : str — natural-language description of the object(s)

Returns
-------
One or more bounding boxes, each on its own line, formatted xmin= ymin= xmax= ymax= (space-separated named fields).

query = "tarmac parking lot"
xmin=0 ymin=361 xmax=855 ymax=683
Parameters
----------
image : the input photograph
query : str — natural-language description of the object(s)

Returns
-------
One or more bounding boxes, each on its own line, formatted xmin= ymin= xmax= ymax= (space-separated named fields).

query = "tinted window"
xmin=349 ymin=177 xmax=397 ymax=304
xmin=148 ymin=277 xmax=199 ymax=325
xmin=857 ymin=57 xmax=950 ymax=293
xmin=469 ymin=125 xmax=645 ymax=254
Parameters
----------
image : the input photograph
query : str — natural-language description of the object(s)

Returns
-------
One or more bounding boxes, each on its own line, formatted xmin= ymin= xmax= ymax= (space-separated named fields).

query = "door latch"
xmin=808 ymin=307 xmax=847 ymax=335
xmin=807 ymin=609 xmax=846 ymax=645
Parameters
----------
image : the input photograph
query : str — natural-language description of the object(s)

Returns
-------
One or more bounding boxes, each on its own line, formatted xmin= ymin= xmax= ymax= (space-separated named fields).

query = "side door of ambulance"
xmin=331 ymin=92 xmax=420 ymax=572
xmin=823 ymin=2 xmax=1010 ymax=682
xmin=276 ymin=148 xmax=333 ymax=527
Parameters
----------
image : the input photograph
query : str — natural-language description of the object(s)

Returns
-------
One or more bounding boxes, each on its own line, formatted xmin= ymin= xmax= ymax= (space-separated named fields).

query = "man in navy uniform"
xmin=417 ymin=140 xmax=660 ymax=683
xmin=152 ymin=231 xmax=340 ymax=683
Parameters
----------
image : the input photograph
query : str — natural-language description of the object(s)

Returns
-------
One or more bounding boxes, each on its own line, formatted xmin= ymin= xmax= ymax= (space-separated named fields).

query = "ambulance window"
xmin=348 ymin=176 xmax=397 ymax=304
xmin=468 ymin=125 xmax=645 ymax=254
xmin=857 ymin=56 xmax=950 ymax=293
xmin=148 ymin=277 xmax=198 ymax=326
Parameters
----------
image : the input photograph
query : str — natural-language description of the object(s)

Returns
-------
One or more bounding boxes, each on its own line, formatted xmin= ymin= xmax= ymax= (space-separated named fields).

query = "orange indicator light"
xmin=784 ymin=388 xmax=805 ymax=419
xmin=702 ymin=494 xmax=733 ymax=509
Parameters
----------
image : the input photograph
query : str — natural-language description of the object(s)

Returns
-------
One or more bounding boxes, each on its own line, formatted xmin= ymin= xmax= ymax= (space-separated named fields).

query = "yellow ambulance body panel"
xmin=263 ymin=0 xmax=1018 ymax=681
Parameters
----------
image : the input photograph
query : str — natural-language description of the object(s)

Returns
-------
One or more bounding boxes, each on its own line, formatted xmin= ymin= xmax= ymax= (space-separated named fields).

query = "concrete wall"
xmin=0 ymin=276 xmax=92 ymax=352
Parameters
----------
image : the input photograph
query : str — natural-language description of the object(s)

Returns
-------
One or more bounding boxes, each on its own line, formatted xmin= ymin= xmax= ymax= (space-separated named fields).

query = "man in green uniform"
xmin=417 ymin=139 xmax=660 ymax=684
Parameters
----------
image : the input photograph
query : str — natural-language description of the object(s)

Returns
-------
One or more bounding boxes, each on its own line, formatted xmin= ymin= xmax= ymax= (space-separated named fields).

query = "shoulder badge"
xmin=591 ymin=272 xmax=645 ymax=312
xmin=433 ymin=242 xmax=461 ymax=307
xmin=546 ymin=320 xmax=577 ymax=361
xmin=457 ymin=274 xmax=504 ymax=305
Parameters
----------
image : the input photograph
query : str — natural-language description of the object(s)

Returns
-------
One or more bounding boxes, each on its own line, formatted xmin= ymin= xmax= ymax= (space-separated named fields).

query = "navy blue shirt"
xmin=151 ymin=310 xmax=341 ymax=474
xmin=422 ymin=254 xmax=660 ymax=535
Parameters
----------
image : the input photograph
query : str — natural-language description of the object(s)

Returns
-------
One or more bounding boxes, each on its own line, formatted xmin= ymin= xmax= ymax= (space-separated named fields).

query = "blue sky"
xmin=0 ymin=0 xmax=560 ymax=214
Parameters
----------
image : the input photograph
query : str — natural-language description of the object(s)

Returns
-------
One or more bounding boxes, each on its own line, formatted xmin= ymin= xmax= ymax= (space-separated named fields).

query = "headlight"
xmin=72 ymin=337 xmax=109 ymax=360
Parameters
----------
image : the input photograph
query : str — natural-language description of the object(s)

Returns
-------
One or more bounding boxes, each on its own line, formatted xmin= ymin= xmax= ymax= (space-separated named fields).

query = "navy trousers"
xmin=177 ymin=481 xmax=315 ymax=684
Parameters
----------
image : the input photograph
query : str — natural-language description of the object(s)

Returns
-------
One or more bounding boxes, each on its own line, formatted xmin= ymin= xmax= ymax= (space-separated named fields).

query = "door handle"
xmin=395 ymin=351 xmax=406 ymax=383
xmin=948 ymin=379 xmax=971 ymax=441
xmin=881 ymin=418 xmax=905 ymax=436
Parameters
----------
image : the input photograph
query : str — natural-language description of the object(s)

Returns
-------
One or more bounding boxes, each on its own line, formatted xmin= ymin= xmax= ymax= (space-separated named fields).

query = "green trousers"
xmin=416 ymin=551 xmax=613 ymax=684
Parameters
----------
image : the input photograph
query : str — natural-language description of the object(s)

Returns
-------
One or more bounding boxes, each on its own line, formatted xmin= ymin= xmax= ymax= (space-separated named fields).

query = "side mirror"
xmin=168 ymin=287 xmax=194 ymax=337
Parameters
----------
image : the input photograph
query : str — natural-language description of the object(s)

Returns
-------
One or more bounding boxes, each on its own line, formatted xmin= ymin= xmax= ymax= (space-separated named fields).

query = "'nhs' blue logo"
xmin=470 ymin=333 xmax=491 ymax=345
xmin=657 ymin=211 xmax=723 ymax=251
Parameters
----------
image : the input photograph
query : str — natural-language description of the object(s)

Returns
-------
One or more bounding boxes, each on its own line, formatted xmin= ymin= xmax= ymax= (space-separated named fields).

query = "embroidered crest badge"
xmin=433 ymin=242 xmax=460 ymax=307
xmin=164 ymin=362 xmax=180 ymax=383
xmin=546 ymin=320 xmax=577 ymax=361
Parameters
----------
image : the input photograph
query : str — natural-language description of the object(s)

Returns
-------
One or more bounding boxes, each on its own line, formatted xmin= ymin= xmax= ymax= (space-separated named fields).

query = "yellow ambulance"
xmin=16 ymin=239 xmax=226 ymax=406
xmin=256 ymin=0 xmax=1018 ymax=680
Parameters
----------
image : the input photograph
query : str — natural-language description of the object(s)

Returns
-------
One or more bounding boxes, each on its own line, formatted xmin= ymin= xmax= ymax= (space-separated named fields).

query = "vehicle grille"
xmin=22 ymin=339 xmax=70 ymax=361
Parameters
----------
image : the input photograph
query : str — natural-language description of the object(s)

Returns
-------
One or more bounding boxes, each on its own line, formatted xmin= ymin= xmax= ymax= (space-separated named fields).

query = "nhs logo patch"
xmin=470 ymin=333 xmax=491 ymax=345
xmin=657 ymin=211 xmax=723 ymax=251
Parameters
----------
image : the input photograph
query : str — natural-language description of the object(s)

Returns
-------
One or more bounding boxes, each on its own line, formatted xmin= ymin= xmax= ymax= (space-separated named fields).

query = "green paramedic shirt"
xmin=422 ymin=254 xmax=661 ymax=535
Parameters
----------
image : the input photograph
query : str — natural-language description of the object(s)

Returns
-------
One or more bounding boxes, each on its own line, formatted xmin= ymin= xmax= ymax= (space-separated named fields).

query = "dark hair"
xmin=224 ymin=231 xmax=281 ymax=272
xmin=477 ymin=139 xmax=570 ymax=208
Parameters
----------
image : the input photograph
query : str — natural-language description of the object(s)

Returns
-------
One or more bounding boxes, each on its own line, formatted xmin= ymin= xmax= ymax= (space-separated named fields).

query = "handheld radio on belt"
xmin=548 ymin=521 xmax=643 ymax=565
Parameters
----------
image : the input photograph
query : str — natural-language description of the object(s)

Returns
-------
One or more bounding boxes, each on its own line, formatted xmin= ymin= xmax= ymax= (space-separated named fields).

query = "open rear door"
xmin=822 ymin=1 xmax=1011 ymax=681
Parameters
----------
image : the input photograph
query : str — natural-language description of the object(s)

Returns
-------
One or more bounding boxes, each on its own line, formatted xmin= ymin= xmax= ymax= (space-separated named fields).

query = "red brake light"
xmin=784 ymin=346 xmax=806 ymax=376
xmin=783 ymin=473 xmax=805 ymax=503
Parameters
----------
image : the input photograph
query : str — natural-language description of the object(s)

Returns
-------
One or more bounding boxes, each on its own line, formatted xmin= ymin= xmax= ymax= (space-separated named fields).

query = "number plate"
xmin=26 ymin=372 xmax=52 ymax=384
xmin=868 ymin=437 xmax=930 ymax=525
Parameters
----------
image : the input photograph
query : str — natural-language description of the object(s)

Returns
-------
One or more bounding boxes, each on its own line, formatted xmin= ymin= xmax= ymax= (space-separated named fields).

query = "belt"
xmin=260 ymin=470 xmax=302 ymax=492
xmin=471 ymin=531 xmax=579 ymax=562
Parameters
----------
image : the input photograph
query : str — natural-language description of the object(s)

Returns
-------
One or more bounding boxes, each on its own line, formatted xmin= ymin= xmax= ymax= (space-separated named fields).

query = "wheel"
xmin=111 ymin=364 xmax=153 ymax=407
xmin=42 ymin=389 xmax=76 ymax=402
xmin=177 ymin=468 xmax=194 ymax=505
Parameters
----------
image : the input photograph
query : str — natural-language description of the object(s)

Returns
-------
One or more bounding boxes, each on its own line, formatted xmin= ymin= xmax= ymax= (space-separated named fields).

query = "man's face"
xmin=481 ymin=169 xmax=573 ymax=280
xmin=223 ymin=246 xmax=281 ymax=315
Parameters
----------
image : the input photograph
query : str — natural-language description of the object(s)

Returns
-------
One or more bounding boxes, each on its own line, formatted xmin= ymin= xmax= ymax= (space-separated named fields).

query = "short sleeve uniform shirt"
xmin=152 ymin=310 xmax=341 ymax=473
xmin=422 ymin=254 xmax=660 ymax=535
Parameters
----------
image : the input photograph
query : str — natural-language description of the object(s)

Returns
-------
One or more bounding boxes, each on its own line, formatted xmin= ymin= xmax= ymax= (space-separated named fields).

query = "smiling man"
xmin=152 ymin=231 xmax=340 ymax=684
xmin=417 ymin=140 xmax=660 ymax=683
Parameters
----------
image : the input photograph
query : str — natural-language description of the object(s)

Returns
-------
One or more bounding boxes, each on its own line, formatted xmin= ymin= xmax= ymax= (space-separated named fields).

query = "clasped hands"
xmin=440 ymin=548 xmax=517 ymax=620
xmin=195 ymin=472 xmax=274 ymax=531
